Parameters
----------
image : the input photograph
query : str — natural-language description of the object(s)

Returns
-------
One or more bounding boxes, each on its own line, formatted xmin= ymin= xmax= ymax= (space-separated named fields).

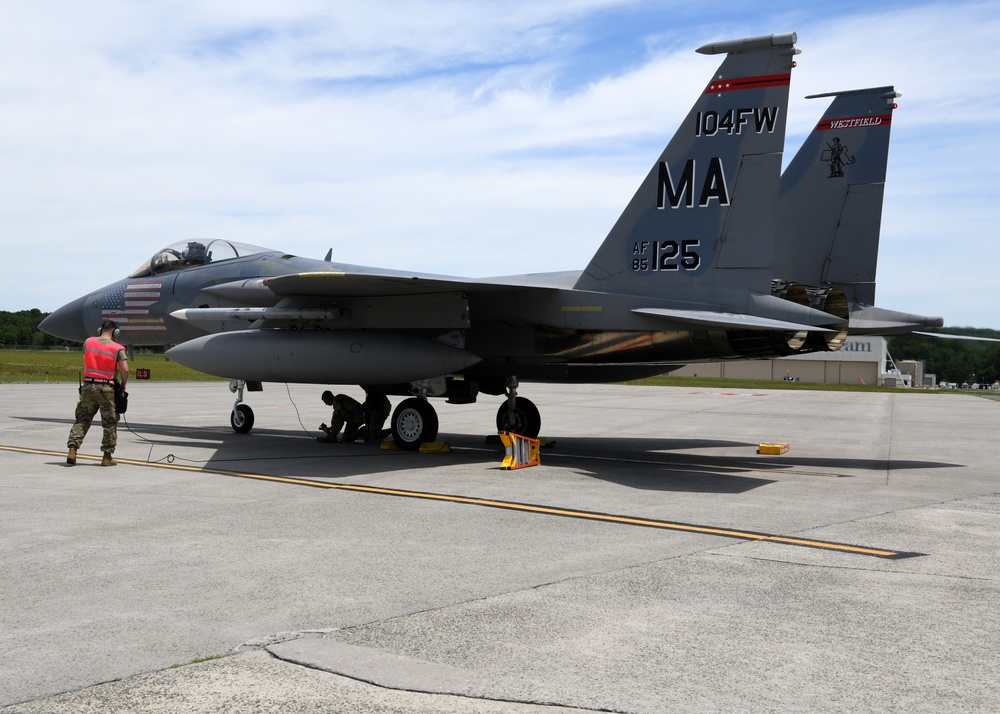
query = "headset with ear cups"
xmin=99 ymin=320 xmax=121 ymax=340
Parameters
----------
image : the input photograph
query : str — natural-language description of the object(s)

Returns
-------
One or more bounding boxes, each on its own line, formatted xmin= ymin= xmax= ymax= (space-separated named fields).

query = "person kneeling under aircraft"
xmin=317 ymin=391 xmax=367 ymax=443
xmin=361 ymin=386 xmax=392 ymax=443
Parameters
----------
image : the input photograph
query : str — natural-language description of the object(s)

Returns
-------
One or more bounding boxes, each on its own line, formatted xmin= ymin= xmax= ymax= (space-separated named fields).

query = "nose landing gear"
xmin=229 ymin=379 xmax=255 ymax=434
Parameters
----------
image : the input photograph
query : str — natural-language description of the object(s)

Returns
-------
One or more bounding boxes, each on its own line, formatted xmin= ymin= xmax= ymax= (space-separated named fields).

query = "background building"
xmin=672 ymin=336 xmax=889 ymax=385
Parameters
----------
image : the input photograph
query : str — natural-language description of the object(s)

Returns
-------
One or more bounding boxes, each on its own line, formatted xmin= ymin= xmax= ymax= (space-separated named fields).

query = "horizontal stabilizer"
xmin=848 ymin=305 xmax=944 ymax=335
xmin=632 ymin=307 xmax=832 ymax=332
xmin=914 ymin=332 xmax=1000 ymax=343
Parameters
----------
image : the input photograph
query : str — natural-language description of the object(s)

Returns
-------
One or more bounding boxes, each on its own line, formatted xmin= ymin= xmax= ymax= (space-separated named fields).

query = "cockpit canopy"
xmin=129 ymin=240 xmax=270 ymax=278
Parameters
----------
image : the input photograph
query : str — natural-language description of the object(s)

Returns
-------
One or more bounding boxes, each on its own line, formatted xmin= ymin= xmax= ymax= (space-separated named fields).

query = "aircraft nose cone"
xmin=39 ymin=294 xmax=92 ymax=343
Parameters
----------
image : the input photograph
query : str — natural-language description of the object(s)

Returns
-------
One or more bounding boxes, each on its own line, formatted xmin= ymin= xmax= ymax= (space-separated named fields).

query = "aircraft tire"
xmin=391 ymin=398 xmax=438 ymax=450
xmin=496 ymin=397 xmax=541 ymax=438
xmin=231 ymin=404 xmax=254 ymax=434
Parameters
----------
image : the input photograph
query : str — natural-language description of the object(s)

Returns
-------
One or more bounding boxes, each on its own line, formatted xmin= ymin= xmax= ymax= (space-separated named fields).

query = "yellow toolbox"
xmin=757 ymin=442 xmax=790 ymax=455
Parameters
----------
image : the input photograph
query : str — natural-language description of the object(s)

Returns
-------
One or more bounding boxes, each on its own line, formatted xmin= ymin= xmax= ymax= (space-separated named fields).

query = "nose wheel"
xmin=229 ymin=379 xmax=255 ymax=433
xmin=231 ymin=403 xmax=255 ymax=433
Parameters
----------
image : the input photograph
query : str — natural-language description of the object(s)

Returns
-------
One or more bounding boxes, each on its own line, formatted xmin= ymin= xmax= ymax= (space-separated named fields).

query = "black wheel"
xmin=231 ymin=404 xmax=254 ymax=434
xmin=391 ymin=398 xmax=438 ymax=451
xmin=496 ymin=397 xmax=541 ymax=438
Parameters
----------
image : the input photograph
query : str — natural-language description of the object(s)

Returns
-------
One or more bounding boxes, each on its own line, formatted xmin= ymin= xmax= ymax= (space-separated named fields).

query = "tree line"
xmin=0 ymin=310 xmax=75 ymax=348
xmin=887 ymin=328 xmax=1000 ymax=385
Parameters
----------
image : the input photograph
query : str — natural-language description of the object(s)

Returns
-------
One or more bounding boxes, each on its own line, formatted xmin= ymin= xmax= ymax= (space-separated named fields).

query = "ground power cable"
xmin=117 ymin=383 xmax=373 ymax=465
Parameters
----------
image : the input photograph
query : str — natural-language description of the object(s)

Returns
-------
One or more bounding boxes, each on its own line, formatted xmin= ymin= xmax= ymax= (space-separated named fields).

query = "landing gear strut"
xmin=495 ymin=376 xmax=540 ymax=438
xmin=229 ymin=379 xmax=255 ymax=434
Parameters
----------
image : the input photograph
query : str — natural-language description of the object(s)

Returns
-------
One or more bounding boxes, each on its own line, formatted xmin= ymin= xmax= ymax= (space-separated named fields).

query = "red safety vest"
xmin=83 ymin=336 xmax=123 ymax=381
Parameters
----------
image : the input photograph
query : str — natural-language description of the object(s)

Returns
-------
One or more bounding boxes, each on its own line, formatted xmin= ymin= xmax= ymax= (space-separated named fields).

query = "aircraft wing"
xmin=216 ymin=269 xmax=845 ymax=333
xmin=265 ymin=270 xmax=475 ymax=297
xmin=172 ymin=268 xmax=568 ymax=323
xmin=263 ymin=269 xmax=543 ymax=298
xmin=632 ymin=307 xmax=834 ymax=333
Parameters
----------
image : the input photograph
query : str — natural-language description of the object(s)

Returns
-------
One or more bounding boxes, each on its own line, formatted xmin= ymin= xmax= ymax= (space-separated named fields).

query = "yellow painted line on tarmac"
xmin=2 ymin=444 xmax=918 ymax=559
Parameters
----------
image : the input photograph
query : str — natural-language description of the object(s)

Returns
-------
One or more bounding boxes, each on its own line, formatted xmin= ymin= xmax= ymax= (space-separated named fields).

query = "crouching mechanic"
xmin=67 ymin=319 xmax=129 ymax=467
xmin=317 ymin=391 xmax=367 ymax=443
xmin=361 ymin=386 xmax=391 ymax=442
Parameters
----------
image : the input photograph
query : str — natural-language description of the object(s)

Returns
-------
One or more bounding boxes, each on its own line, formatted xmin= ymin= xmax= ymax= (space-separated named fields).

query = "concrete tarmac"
xmin=1 ymin=381 xmax=998 ymax=713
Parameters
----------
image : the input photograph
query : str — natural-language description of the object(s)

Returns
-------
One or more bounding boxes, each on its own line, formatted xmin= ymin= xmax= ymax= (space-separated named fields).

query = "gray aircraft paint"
xmin=575 ymin=33 xmax=798 ymax=308
xmin=776 ymin=86 xmax=899 ymax=304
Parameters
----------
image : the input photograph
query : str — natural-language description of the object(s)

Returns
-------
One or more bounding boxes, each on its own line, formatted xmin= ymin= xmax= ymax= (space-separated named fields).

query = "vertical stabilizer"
xmin=574 ymin=33 xmax=799 ymax=309
xmin=776 ymin=87 xmax=900 ymax=304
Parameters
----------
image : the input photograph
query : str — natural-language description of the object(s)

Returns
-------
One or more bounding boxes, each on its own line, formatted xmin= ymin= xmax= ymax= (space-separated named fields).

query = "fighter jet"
xmin=40 ymin=32 xmax=939 ymax=448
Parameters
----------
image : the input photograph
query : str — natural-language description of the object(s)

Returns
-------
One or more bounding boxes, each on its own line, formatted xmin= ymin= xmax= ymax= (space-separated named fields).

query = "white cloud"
xmin=1 ymin=1 xmax=998 ymax=329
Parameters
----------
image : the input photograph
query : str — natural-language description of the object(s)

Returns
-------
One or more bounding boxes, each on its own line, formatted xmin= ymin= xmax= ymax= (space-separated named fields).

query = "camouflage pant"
xmin=68 ymin=383 xmax=118 ymax=454
xmin=366 ymin=404 xmax=390 ymax=441
xmin=332 ymin=413 xmax=366 ymax=443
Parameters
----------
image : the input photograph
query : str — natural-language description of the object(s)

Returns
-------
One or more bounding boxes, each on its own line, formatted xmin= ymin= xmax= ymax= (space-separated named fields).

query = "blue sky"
xmin=2 ymin=0 xmax=998 ymax=328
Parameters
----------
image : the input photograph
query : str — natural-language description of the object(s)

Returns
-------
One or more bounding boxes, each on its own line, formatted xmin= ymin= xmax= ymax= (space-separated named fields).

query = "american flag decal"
xmin=704 ymin=73 xmax=791 ymax=94
xmin=101 ymin=279 xmax=168 ymax=333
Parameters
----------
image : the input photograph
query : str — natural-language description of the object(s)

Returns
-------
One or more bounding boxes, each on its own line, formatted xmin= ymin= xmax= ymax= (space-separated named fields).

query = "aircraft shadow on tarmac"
xmin=21 ymin=416 xmax=963 ymax=494
xmin=528 ymin=436 xmax=964 ymax=494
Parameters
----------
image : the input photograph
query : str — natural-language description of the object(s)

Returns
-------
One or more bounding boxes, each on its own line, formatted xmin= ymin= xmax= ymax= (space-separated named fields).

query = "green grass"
xmin=0 ymin=349 xmax=224 ymax=383
xmin=622 ymin=375 xmax=907 ymax=392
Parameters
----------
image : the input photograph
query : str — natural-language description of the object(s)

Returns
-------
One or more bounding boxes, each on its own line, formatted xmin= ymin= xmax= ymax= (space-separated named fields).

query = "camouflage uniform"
xmin=318 ymin=393 xmax=366 ymax=443
xmin=362 ymin=390 xmax=391 ymax=442
xmin=68 ymin=383 xmax=118 ymax=454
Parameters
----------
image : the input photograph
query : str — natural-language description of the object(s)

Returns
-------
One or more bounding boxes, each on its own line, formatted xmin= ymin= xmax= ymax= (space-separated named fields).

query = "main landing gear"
xmin=391 ymin=376 xmax=541 ymax=451
xmin=390 ymin=397 xmax=439 ymax=451
xmin=495 ymin=377 xmax=541 ymax=438
xmin=226 ymin=376 xmax=541 ymax=446
xmin=392 ymin=377 xmax=542 ymax=451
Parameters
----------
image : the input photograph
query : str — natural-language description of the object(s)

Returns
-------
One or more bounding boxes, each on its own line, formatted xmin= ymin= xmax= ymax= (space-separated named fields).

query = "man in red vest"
xmin=67 ymin=320 xmax=129 ymax=466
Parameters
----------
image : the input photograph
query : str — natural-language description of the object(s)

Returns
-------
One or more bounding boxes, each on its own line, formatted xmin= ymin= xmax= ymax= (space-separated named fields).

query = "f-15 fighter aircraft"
xmin=40 ymin=32 xmax=942 ymax=448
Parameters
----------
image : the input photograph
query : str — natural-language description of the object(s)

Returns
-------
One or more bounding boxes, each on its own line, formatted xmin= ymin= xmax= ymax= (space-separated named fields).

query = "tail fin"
xmin=574 ymin=33 xmax=799 ymax=308
xmin=775 ymin=87 xmax=900 ymax=304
